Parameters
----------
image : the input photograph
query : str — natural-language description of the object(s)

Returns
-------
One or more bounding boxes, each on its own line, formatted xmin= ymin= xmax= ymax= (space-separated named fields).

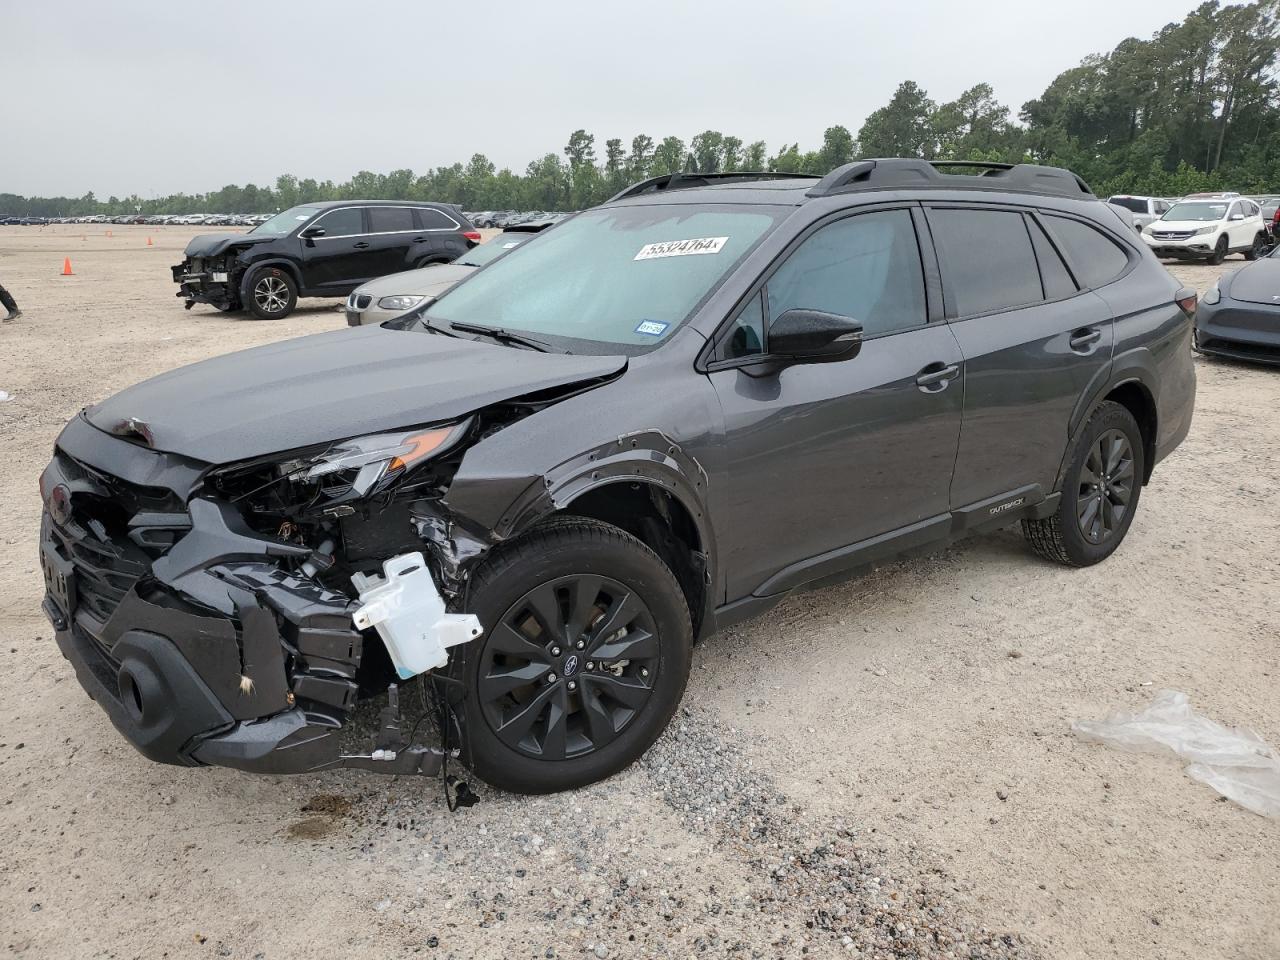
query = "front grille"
xmin=1153 ymin=231 xmax=1195 ymax=241
xmin=46 ymin=451 xmax=187 ymax=642
xmin=355 ymin=294 xmax=372 ymax=310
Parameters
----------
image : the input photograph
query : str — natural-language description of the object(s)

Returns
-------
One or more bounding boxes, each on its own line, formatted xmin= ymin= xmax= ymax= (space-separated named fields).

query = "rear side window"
xmin=1026 ymin=218 xmax=1076 ymax=300
xmin=417 ymin=208 xmax=460 ymax=230
xmin=765 ymin=209 xmax=927 ymax=338
xmin=1044 ymin=216 xmax=1129 ymax=289
xmin=369 ymin=206 xmax=415 ymax=232
xmin=930 ymin=208 xmax=1041 ymax=317
xmin=313 ymin=207 xmax=364 ymax=237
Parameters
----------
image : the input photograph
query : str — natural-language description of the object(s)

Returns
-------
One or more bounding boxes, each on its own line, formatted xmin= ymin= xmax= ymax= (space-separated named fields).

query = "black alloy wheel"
xmin=477 ymin=574 xmax=659 ymax=761
xmin=1209 ymin=235 xmax=1229 ymax=265
xmin=451 ymin=517 xmax=692 ymax=794
xmin=1022 ymin=400 xmax=1145 ymax=567
xmin=1075 ymin=428 xmax=1135 ymax=545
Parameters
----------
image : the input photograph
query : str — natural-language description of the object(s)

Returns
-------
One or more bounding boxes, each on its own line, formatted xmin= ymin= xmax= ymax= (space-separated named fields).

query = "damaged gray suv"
xmin=40 ymin=160 xmax=1197 ymax=795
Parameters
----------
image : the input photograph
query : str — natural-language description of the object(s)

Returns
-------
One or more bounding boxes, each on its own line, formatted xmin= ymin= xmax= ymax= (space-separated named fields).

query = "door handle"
xmin=1069 ymin=327 xmax=1102 ymax=351
xmin=353 ymin=241 xmax=370 ymax=249
xmin=412 ymin=237 xmax=427 ymax=243
xmin=915 ymin=362 xmax=960 ymax=391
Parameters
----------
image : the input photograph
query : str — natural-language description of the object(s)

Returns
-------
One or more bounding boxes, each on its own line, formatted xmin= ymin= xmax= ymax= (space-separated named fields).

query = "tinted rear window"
xmin=417 ymin=208 xmax=460 ymax=230
xmin=930 ymin=208 xmax=1042 ymax=317
xmin=369 ymin=206 xmax=415 ymax=232
xmin=1044 ymin=216 xmax=1129 ymax=288
xmin=1028 ymin=219 xmax=1077 ymax=299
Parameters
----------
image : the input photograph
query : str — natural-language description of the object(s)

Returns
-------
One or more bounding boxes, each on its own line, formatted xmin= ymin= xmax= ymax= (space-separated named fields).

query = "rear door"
xmin=365 ymin=205 xmax=420 ymax=277
xmin=298 ymin=206 xmax=368 ymax=290
xmin=925 ymin=204 xmax=1116 ymax=512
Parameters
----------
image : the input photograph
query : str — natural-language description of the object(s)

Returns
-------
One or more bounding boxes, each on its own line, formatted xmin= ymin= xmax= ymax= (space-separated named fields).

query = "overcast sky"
xmin=1 ymin=0 xmax=1209 ymax=199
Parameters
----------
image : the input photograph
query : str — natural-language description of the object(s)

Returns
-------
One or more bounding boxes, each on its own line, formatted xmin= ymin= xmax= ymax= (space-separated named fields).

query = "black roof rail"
xmin=607 ymin=171 xmax=815 ymax=203
xmin=806 ymin=159 xmax=1094 ymax=200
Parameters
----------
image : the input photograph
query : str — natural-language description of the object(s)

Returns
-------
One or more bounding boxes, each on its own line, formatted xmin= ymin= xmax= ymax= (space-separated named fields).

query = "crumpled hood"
xmin=183 ymin=232 xmax=278 ymax=258
xmin=1225 ymin=257 xmax=1280 ymax=305
xmin=84 ymin=325 xmax=626 ymax=464
xmin=354 ymin=263 xmax=477 ymax=301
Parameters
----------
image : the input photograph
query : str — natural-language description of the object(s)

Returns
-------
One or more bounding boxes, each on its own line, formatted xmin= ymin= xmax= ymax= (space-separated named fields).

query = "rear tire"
xmin=1243 ymin=233 xmax=1267 ymax=261
xmin=1022 ymin=401 xmax=1144 ymax=567
xmin=1208 ymin=235 xmax=1228 ymax=265
xmin=245 ymin=267 xmax=297 ymax=320
xmin=448 ymin=517 xmax=692 ymax=794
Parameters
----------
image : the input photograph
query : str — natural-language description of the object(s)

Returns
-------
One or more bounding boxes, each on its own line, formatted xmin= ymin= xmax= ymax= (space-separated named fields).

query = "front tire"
xmin=245 ymin=267 xmax=297 ymax=320
xmin=1022 ymin=401 xmax=1144 ymax=567
xmin=1244 ymin=233 xmax=1267 ymax=261
xmin=449 ymin=517 xmax=692 ymax=794
xmin=1208 ymin=235 xmax=1228 ymax=265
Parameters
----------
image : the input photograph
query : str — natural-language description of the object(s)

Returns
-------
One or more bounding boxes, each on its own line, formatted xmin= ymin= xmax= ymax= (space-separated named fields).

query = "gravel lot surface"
xmin=0 ymin=226 xmax=1277 ymax=959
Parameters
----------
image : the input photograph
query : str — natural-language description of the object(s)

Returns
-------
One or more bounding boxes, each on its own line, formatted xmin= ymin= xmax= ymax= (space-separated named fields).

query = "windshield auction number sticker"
xmin=634 ymin=237 xmax=729 ymax=261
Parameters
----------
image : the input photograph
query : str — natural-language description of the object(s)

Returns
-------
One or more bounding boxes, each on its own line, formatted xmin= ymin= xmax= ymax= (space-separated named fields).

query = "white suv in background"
xmin=1141 ymin=197 xmax=1269 ymax=264
xmin=1107 ymin=195 xmax=1172 ymax=231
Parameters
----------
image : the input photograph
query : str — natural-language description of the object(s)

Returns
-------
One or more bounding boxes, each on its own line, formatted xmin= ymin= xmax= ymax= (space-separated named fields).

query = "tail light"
xmin=462 ymin=230 xmax=482 ymax=244
xmin=1175 ymin=290 xmax=1198 ymax=316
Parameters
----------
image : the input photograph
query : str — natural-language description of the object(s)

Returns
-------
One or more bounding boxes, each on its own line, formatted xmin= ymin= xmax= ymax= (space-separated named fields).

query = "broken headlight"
xmin=302 ymin=421 xmax=471 ymax=498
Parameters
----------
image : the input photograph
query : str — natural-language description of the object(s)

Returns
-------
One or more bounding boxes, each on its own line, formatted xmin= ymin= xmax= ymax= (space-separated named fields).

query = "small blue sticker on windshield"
xmin=635 ymin=320 xmax=669 ymax=337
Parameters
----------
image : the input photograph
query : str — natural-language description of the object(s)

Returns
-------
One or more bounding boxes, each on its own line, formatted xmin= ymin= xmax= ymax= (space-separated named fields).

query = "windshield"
xmin=458 ymin=231 xmax=539 ymax=268
xmin=1107 ymin=196 xmax=1148 ymax=213
xmin=251 ymin=205 xmax=322 ymax=236
xmin=422 ymin=205 xmax=784 ymax=352
xmin=1162 ymin=202 xmax=1226 ymax=222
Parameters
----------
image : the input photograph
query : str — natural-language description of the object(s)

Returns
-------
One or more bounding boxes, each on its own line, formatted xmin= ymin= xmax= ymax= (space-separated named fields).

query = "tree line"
xmin=5 ymin=0 xmax=1278 ymax=218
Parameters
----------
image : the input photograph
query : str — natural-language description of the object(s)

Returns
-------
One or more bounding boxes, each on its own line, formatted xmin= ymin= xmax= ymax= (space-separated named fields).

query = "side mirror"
xmin=300 ymin=226 xmax=326 ymax=239
xmin=768 ymin=308 xmax=863 ymax=363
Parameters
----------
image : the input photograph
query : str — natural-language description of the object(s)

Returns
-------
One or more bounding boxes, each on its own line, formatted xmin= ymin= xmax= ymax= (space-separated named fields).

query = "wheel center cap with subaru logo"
xmin=563 ymin=654 xmax=580 ymax=677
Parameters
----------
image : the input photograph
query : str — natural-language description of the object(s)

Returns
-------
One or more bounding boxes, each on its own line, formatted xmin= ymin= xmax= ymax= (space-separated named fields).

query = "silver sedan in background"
xmin=346 ymin=220 xmax=559 ymax=326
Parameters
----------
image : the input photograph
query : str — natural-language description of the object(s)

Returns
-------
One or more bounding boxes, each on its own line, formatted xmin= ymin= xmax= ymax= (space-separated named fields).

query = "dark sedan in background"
xmin=172 ymin=201 xmax=481 ymax=320
xmin=1196 ymin=243 xmax=1280 ymax=364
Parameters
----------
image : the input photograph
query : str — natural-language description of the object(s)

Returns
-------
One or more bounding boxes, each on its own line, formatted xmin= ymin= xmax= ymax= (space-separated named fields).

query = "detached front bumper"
xmin=39 ymin=423 xmax=448 ymax=777
xmin=172 ymin=261 xmax=238 ymax=310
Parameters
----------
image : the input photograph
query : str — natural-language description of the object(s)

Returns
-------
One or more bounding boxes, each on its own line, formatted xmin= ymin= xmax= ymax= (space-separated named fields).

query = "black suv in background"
xmin=44 ymin=161 xmax=1195 ymax=796
xmin=172 ymin=201 xmax=480 ymax=319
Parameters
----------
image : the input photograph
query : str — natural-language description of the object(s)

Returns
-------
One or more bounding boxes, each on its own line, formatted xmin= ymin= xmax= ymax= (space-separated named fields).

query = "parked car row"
xmin=464 ymin=210 xmax=573 ymax=228
xmin=1107 ymin=191 xmax=1280 ymax=263
xmin=0 ymin=213 xmax=276 ymax=226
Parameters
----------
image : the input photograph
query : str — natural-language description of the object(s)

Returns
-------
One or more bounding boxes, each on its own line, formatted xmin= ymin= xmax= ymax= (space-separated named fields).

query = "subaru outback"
xmin=42 ymin=160 xmax=1196 ymax=796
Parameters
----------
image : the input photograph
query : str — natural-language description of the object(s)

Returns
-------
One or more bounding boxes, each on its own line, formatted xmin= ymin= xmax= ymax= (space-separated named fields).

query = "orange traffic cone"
xmin=106 ymin=229 xmax=112 ymax=238
xmin=146 ymin=236 xmax=153 ymax=246
xmin=61 ymin=257 xmax=74 ymax=276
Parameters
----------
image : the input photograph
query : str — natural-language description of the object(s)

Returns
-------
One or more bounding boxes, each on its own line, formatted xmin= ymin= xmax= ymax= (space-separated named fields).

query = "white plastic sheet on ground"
xmin=1073 ymin=690 xmax=1280 ymax=818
